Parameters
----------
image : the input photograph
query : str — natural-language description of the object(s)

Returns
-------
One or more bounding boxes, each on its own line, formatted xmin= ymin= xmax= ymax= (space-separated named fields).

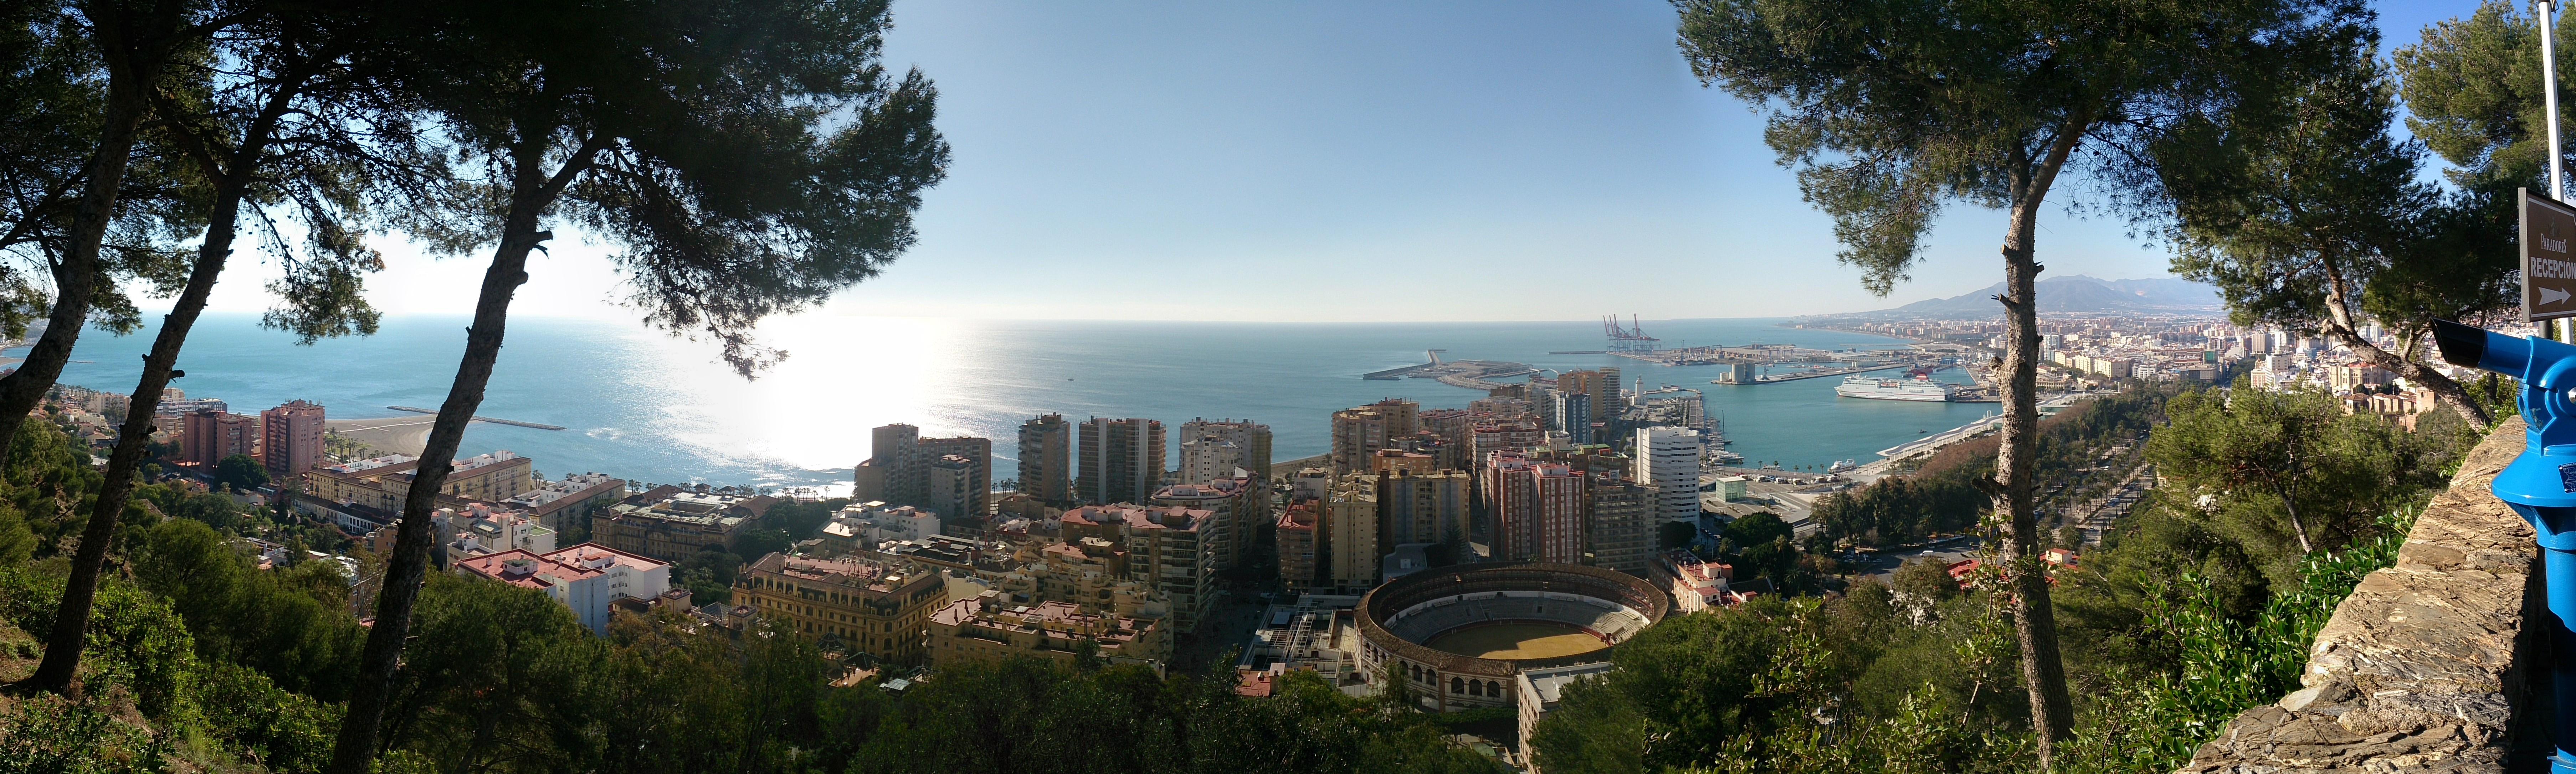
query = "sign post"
xmin=2547 ymin=0 xmax=2572 ymax=340
xmin=2528 ymin=189 xmax=2576 ymax=324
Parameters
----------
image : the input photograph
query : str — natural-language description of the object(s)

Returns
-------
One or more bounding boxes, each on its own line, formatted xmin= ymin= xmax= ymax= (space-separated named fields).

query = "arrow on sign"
xmin=2548 ymin=287 xmax=2571 ymax=306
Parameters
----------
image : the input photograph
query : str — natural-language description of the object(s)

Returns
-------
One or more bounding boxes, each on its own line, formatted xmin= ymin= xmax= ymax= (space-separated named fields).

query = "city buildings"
xmin=1518 ymin=663 xmax=1615 ymax=772
xmin=1077 ymin=417 xmax=1164 ymax=505
xmin=156 ymin=396 xmax=228 ymax=419
xmin=1586 ymin=471 xmax=1654 ymax=575
xmin=1548 ymin=391 xmax=1592 ymax=444
xmin=453 ymin=543 xmax=675 ymax=635
xmin=1017 ymin=413 xmax=1073 ymax=506
xmin=1326 ymin=473 xmax=1378 ymax=592
xmin=1329 ymin=399 xmax=1417 ymax=473
xmin=1176 ymin=418 xmax=1272 ymax=483
xmin=1555 ymin=368 xmax=1619 ymax=422
xmin=1149 ymin=475 xmax=1259 ymax=571
xmin=927 ymin=454 xmax=981 ymax=527
xmin=500 ymin=473 xmax=629 ymax=534
xmin=260 ymin=399 xmax=326 ymax=480
xmin=1238 ymin=594 xmax=1366 ymax=688
xmin=1470 ymin=417 xmax=1545 ymax=468
xmin=1417 ymin=408 xmax=1475 ymax=470
xmin=180 ymin=409 xmax=258 ymax=468
xmin=1484 ymin=452 xmax=1585 ymax=564
xmin=1655 ymin=549 xmax=1739 ymax=613
xmin=988 ymin=538 xmax=1171 ymax=619
xmin=591 ymin=488 xmax=779 ymax=560
xmin=309 ymin=451 xmax=535 ymax=514
xmin=1277 ymin=500 xmax=1320 ymax=593
xmin=1061 ymin=504 xmax=1218 ymax=631
xmin=1376 ymin=468 xmax=1468 ymax=549
xmin=855 ymin=424 xmax=991 ymax=521
xmin=1636 ymin=426 xmax=1702 ymax=523
xmin=734 ymin=552 xmax=946 ymax=663
xmin=823 ymin=501 xmax=944 ymax=548
xmin=926 ymin=591 xmax=1169 ymax=671
xmin=442 ymin=502 xmax=557 ymax=556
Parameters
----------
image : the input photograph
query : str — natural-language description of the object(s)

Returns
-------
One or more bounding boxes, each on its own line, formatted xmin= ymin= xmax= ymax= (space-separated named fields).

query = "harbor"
xmin=1360 ymin=350 xmax=1538 ymax=390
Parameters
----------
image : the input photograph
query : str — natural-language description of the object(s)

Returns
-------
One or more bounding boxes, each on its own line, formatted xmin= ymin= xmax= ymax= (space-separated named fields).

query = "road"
xmin=1851 ymin=535 xmax=1984 ymax=582
xmin=2062 ymin=463 xmax=2155 ymax=546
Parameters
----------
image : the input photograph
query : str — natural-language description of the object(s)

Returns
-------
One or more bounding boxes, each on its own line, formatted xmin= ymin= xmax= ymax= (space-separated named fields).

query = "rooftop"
xmin=455 ymin=542 xmax=666 ymax=591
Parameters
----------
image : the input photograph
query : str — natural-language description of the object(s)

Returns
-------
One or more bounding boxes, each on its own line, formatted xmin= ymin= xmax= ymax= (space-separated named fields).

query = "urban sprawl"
xmin=32 ymin=310 xmax=2482 ymax=769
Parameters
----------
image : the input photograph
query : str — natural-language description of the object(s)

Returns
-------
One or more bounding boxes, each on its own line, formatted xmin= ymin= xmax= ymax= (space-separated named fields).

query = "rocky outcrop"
xmin=2180 ymin=417 xmax=2539 ymax=773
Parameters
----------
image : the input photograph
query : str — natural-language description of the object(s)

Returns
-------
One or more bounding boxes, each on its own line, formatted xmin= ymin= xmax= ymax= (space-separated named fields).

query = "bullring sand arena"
xmin=1423 ymin=622 xmax=1611 ymax=660
xmin=1358 ymin=562 xmax=1668 ymax=711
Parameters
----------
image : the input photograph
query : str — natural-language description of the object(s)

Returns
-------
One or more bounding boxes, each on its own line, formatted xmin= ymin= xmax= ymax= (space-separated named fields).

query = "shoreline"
xmin=327 ymin=416 xmax=436 ymax=456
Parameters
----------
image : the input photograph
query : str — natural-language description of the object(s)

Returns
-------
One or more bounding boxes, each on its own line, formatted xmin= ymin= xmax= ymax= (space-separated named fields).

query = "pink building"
xmin=453 ymin=542 xmax=672 ymax=635
xmin=181 ymin=409 xmax=258 ymax=467
xmin=260 ymin=399 xmax=325 ymax=481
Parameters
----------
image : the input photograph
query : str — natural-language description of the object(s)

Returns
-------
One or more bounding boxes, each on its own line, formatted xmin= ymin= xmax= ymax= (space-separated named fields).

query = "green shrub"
xmin=0 ymin=698 xmax=168 ymax=774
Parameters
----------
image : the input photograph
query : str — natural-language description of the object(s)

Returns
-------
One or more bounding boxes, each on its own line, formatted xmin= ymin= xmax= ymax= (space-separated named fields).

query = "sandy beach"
xmin=327 ymin=416 xmax=438 ymax=456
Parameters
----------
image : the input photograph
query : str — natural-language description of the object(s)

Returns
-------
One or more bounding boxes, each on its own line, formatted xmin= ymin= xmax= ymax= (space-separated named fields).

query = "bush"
xmin=0 ymin=698 xmax=168 ymax=774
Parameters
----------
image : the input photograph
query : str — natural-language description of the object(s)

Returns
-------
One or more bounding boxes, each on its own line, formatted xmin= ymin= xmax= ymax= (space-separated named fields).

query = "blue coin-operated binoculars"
xmin=2433 ymin=319 xmax=2576 ymax=772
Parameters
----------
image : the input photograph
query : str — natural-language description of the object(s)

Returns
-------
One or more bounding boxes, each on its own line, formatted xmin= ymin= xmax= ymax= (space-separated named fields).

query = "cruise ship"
xmin=1835 ymin=374 xmax=1958 ymax=402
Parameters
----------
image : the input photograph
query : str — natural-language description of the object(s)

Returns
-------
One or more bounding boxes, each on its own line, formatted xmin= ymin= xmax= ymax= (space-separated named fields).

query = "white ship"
xmin=1835 ymin=374 xmax=1957 ymax=402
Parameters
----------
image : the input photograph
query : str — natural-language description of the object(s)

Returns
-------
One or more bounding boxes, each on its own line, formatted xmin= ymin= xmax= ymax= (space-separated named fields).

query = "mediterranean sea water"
xmin=34 ymin=314 xmax=1995 ymax=490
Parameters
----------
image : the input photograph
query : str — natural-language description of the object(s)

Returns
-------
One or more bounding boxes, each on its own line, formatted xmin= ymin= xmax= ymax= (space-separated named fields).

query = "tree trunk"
xmin=1996 ymin=156 xmax=2076 ymax=767
xmin=327 ymin=136 xmax=580 ymax=773
xmin=14 ymin=32 xmax=169 ymax=694
xmin=27 ymin=178 xmax=242 ymax=692
xmin=2312 ymin=262 xmax=2489 ymax=427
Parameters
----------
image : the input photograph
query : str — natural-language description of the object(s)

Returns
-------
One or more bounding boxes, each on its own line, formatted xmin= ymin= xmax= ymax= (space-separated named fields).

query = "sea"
xmin=28 ymin=314 xmax=1996 ymax=491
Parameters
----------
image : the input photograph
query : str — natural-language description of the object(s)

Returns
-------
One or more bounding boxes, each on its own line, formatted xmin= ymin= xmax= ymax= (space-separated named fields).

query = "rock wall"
xmin=2180 ymin=417 xmax=2540 ymax=773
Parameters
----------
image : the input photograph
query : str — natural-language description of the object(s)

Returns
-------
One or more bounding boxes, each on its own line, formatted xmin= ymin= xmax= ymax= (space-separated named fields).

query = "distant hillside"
xmin=1820 ymin=276 xmax=2221 ymax=319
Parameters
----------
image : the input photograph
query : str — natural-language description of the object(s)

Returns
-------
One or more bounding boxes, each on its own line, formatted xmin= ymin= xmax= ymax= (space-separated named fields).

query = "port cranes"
xmin=1603 ymin=314 xmax=1659 ymax=352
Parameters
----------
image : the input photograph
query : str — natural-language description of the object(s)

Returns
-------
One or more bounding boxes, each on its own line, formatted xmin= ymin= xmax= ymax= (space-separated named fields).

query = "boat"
xmin=1712 ymin=450 xmax=1745 ymax=464
xmin=1827 ymin=459 xmax=1857 ymax=473
xmin=1834 ymin=373 xmax=1957 ymax=402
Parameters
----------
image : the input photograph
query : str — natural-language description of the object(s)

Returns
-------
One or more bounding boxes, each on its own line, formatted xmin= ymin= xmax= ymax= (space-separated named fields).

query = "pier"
xmin=1849 ymin=392 xmax=2101 ymax=478
xmin=385 ymin=405 xmax=566 ymax=431
xmin=1363 ymin=350 xmax=1448 ymax=380
xmin=1738 ymin=360 xmax=1933 ymax=384
xmin=1358 ymin=351 xmax=1535 ymax=391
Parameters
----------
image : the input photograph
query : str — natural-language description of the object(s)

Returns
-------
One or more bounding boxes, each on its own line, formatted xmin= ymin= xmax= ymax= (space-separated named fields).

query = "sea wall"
xmin=2179 ymin=417 xmax=2541 ymax=773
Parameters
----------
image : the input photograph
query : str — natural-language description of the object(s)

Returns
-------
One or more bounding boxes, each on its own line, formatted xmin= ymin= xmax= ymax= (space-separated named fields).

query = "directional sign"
xmin=2525 ymin=189 xmax=2576 ymax=322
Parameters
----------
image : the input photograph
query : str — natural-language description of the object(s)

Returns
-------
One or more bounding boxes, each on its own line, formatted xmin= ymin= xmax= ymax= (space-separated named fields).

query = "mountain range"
xmin=1815 ymin=275 xmax=2222 ymax=319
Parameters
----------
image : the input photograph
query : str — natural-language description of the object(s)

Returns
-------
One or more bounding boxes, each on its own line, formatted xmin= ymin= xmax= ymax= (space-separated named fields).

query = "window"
xmin=1451 ymin=677 xmax=1463 ymax=694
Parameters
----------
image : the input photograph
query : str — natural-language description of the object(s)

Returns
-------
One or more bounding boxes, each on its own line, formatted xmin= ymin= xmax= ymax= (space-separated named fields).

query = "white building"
xmin=1177 ymin=437 xmax=1243 ymax=486
xmin=1635 ymin=427 xmax=1701 ymax=523
xmin=445 ymin=502 xmax=556 ymax=555
xmin=835 ymin=501 xmax=944 ymax=544
xmin=453 ymin=543 xmax=671 ymax=635
xmin=1177 ymin=418 xmax=1270 ymax=484
xmin=1518 ymin=662 xmax=1616 ymax=772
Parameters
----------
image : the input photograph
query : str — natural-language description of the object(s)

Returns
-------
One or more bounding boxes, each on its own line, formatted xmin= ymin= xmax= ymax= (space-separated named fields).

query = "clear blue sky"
xmin=183 ymin=0 xmax=2485 ymax=323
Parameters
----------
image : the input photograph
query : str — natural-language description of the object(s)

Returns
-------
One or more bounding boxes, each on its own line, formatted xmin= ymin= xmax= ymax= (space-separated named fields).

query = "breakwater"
xmin=386 ymin=405 xmax=566 ymax=431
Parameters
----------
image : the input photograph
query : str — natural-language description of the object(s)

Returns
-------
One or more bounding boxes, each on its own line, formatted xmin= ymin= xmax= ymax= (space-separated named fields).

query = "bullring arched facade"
xmin=1355 ymin=562 xmax=1667 ymax=712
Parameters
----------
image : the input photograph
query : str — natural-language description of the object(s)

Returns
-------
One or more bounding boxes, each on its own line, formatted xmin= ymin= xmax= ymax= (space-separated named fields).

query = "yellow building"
xmin=927 ymin=592 xmax=1168 ymax=671
xmin=308 ymin=451 xmax=534 ymax=514
xmin=734 ymin=552 xmax=945 ymax=664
